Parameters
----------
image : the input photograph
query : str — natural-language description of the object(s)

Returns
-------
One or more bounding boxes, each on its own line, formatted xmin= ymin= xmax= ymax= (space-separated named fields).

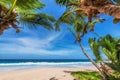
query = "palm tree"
xmin=55 ymin=1 xmax=107 ymax=79
xmin=55 ymin=0 xmax=120 ymax=80
xmin=89 ymin=35 xmax=120 ymax=79
xmin=0 ymin=0 xmax=55 ymax=34
xmin=55 ymin=0 xmax=120 ymax=79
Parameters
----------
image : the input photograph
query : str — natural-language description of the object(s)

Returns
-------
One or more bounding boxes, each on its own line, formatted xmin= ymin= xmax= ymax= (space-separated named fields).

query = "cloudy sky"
xmin=0 ymin=0 xmax=120 ymax=59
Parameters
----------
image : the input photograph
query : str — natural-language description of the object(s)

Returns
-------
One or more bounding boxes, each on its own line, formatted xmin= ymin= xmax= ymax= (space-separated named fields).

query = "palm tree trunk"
xmin=79 ymin=43 xmax=107 ymax=80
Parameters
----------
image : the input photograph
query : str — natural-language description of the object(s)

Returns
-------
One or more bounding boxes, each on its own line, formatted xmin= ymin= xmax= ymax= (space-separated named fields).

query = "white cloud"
xmin=0 ymin=32 xmax=76 ymax=55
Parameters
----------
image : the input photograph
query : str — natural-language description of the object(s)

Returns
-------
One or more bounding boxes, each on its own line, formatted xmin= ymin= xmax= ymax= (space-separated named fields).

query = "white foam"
xmin=0 ymin=62 xmax=92 ymax=66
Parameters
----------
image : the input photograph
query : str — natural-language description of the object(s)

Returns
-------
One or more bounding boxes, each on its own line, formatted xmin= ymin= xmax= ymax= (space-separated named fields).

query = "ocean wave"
xmin=0 ymin=62 xmax=92 ymax=66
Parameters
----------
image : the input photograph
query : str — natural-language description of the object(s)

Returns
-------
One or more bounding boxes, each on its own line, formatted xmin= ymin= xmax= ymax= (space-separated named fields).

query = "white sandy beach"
xmin=0 ymin=66 xmax=97 ymax=80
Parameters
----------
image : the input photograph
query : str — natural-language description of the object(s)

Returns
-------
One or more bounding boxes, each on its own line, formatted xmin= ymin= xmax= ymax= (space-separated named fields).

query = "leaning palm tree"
xmin=56 ymin=15 xmax=107 ymax=79
xmin=55 ymin=1 xmax=107 ymax=79
xmin=0 ymin=0 xmax=55 ymax=34
xmin=55 ymin=0 xmax=120 ymax=79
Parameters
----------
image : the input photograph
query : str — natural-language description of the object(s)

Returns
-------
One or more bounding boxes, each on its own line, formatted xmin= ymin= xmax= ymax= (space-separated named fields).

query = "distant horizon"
xmin=0 ymin=58 xmax=96 ymax=60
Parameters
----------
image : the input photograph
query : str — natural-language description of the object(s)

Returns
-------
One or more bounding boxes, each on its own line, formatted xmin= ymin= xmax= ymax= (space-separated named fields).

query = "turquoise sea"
xmin=0 ymin=59 xmax=93 ymax=71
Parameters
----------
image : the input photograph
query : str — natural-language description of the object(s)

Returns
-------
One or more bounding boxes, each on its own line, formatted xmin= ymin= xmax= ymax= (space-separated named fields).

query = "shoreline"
xmin=0 ymin=61 xmax=94 ymax=72
xmin=0 ymin=66 xmax=98 ymax=80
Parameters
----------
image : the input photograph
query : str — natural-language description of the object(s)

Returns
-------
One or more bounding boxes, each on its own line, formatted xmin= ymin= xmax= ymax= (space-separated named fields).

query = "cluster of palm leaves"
xmin=89 ymin=35 xmax=120 ymax=78
xmin=0 ymin=0 xmax=55 ymax=34
xmin=55 ymin=0 xmax=105 ymax=43
xmin=56 ymin=0 xmax=120 ymax=25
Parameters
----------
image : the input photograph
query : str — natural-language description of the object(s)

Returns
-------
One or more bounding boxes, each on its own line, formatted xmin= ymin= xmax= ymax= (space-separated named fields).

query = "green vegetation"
xmin=71 ymin=71 xmax=102 ymax=80
xmin=55 ymin=0 xmax=120 ymax=80
xmin=89 ymin=35 xmax=120 ymax=70
xmin=0 ymin=0 xmax=55 ymax=34
xmin=89 ymin=35 xmax=120 ymax=79
xmin=72 ymin=71 xmax=120 ymax=80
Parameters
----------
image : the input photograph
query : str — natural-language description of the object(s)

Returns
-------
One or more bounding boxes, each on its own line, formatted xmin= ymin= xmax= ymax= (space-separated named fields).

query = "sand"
xmin=0 ymin=66 xmax=97 ymax=80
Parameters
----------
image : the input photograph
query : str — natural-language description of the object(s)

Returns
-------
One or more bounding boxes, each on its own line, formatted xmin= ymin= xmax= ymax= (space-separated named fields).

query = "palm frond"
xmin=55 ymin=0 xmax=78 ymax=6
xmin=55 ymin=10 xmax=75 ymax=30
xmin=20 ymin=13 xmax=55 ymax=30
xmin=16 ymin=0 xmax=45 ymax=14
xmin=0 ymin=0 xmax=45 ymax=14
xmin=67 ymin=27 xmax=76 ymax=38
xmin=0 ymin=0 xmax=45 ymax=9
xmin=89 ymin=35 xmax=120 ymax=71
xmin=89 ymin=38 xmax=102 ymax=62
xmin=88 ymin=18 xmax=105 ymax=30
xmin=55 ymin=8 xmax=83 ymax=30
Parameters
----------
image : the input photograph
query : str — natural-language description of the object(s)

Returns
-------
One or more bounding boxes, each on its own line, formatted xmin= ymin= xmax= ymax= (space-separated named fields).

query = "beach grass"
xmin=71 ymin=71 xmax=102 ymax=80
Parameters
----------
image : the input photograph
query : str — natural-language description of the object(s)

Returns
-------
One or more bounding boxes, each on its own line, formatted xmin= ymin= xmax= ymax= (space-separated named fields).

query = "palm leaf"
xmin=88 ymin=18 xmax=105 ymax=30
xmin=67 ymin=27 xmax=76 ymax=38
xmin=89 ymin=38 xmax=102 ymax=62
xmin=0 ymin=0 xmax=45 ymax=10
xmin=20 ymin=13 xmax=55 ymax=30
xmin=55 ymin=0 xmax=78 ymax=6
xmin=55 ymin=10 xmax=75 ymax=30
xmin=55 ymin=8 xmax=83 ymax=30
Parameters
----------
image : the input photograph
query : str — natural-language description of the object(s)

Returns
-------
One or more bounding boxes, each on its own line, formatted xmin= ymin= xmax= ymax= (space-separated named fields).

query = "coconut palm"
xmin=55 ymin=0 xmax=120 ymax=79
xmin=54 ymin=2 xmax=107 ymax=79
xmin=0 ymin=0 xmax=55 ymax=34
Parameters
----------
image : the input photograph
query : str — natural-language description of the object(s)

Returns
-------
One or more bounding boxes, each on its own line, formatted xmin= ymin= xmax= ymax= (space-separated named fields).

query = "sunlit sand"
xmin=0 ymin=66 xmax=97 ymax=80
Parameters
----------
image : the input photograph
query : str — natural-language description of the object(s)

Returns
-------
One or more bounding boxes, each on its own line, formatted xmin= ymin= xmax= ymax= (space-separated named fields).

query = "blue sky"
xmin=0 ymin=0 xmax=120 ymax=59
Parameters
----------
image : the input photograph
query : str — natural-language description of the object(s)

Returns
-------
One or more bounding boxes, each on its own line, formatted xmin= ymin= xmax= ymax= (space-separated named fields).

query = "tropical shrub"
xmin=89 ymin=35 xmax=120 ymax=79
